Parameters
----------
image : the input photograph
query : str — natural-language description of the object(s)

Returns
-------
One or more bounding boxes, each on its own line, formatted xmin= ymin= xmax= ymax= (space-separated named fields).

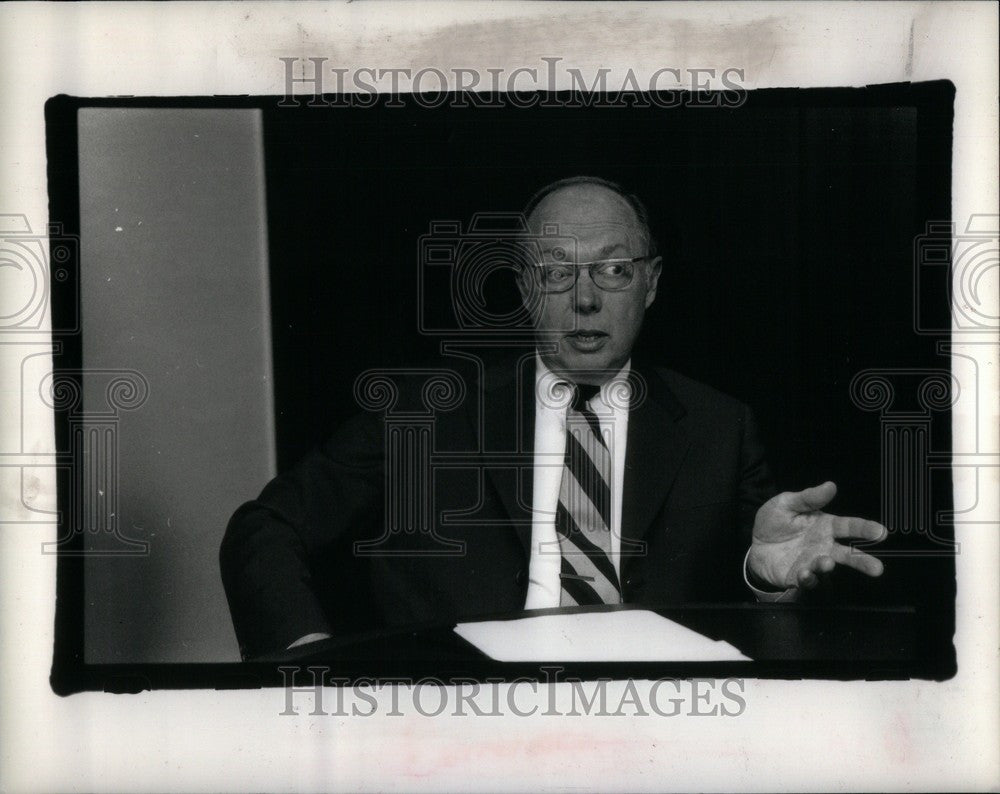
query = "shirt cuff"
xmin=287 ymin=632 xmax=333 ymax=650
xmin=743 ymin=548 xmax=799 ymax=603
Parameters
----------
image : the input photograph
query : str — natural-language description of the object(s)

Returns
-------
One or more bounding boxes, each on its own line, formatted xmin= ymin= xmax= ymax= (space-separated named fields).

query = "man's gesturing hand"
xmin=748 ymin=481 xmax=888 ymax=590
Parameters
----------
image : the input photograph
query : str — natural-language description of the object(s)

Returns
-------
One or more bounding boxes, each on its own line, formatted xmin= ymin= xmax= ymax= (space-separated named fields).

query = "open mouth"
xmin=565 ymin=330 xmax=609 ymax=351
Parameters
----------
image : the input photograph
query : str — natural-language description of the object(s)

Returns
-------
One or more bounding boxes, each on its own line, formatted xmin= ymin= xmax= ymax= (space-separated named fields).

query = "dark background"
xmin=263 ymin=84 xmax=955 ymax=651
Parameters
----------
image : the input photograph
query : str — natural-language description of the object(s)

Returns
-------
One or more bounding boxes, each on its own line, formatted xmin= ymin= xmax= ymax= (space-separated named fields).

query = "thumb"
xmin=784 ymin=481 xmax=837 ymax=513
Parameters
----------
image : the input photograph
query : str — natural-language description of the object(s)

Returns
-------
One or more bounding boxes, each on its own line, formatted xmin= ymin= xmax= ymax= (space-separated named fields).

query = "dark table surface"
xmin=261 ymin=603 xmax=919 ymax=680
xmin=54 ymin=603 xmax=941 ymax=695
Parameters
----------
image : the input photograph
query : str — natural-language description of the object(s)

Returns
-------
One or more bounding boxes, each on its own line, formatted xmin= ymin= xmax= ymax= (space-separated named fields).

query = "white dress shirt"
xmin=522 ymin=354 xmax=795 ymax=610
xmin=523 ymin=355 xmax=631 ymax=609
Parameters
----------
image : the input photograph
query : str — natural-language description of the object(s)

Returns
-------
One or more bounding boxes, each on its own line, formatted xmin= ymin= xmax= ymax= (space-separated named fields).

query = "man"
xmin=220 ymin=176 xmax=887 ymax=659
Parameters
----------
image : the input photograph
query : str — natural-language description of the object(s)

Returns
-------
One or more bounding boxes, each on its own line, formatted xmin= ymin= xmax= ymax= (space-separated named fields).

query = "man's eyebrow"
xmin=596 ymin=242 xmax=627 ymax=258
xmin=537 ymin=241 xmax=628 ymax=259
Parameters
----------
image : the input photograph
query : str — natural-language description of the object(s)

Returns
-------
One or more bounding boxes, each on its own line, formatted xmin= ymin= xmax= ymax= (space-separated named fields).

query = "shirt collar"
xmin=534 ymin=353 xmax=632 ymax=412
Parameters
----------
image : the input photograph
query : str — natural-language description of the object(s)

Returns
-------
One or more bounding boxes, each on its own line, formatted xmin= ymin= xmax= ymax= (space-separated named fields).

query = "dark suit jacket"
xmin=220 ymin=355 xmax=776 ymax=659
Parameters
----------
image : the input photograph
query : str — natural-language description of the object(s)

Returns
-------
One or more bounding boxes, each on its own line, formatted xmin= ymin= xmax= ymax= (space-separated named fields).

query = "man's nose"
xmin=574 ymin=270 xmax=602 ymax=313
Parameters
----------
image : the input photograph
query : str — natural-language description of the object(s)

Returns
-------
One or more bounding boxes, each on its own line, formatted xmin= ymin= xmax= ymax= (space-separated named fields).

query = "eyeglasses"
xmin=529 ymin=256 xmax=650 ymax=293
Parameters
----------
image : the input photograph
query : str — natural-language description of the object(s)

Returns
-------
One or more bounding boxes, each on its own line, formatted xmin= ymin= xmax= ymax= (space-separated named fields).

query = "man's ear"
xmin=644 ymin=256 xmax=663 ymax=308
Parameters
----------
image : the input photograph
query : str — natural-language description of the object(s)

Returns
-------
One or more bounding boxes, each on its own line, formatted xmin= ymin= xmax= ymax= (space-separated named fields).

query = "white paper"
xmin=455 ymin=609 xmax=752 ymax=662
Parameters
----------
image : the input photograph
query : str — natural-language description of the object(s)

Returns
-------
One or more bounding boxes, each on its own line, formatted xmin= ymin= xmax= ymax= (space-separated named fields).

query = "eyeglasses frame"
xmin=526 ymin=255 xmax=653 ymax=293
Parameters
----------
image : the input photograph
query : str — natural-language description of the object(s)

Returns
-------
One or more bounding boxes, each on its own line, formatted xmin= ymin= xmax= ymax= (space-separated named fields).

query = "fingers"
xmin=783 ymin=481 xmax=837 ymax=514
xmin=796 ymin=570 xmax=818 ymax=589
xmin=790 ymin=544 xmax=886 ymax=588
xmin=830 ymin=544 xmax=885 ymax=577
xmin=792 ymin=554 xmax=836 ymax=589
xmin=832 ymin=515 xmax=888 ymax=542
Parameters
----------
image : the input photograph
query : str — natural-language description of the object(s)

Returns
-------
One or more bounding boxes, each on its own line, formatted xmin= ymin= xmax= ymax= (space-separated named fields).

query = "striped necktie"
xmin=557 ymin=383 xmax=622 ymax=606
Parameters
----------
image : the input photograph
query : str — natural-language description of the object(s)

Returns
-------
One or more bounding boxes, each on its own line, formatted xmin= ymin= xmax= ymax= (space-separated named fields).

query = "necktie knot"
xmin=571 ymin=383 xmax=600 ymax=413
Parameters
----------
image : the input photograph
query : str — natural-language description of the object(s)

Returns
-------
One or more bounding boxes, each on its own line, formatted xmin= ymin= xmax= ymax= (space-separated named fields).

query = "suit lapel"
xmin=620 ymin=365 xmax=690 ymax=570
xmin=468 ymin=357 xmax=690 ymax=563
xmin=473 ymin=354 xmax=536 ymax=555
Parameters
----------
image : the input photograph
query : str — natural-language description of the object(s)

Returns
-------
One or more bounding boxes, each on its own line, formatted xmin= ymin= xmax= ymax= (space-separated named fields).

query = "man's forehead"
xmin=526 ymin=184 xmax=647 ymax=260
xmin=535 ymin=223 xmax=635 ymax=255
xmin=528 ymin=183 xmax=640 ymax=225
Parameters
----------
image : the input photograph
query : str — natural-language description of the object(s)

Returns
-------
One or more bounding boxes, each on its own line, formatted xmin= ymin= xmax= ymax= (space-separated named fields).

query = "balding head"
xmin=524 ymin=176 xmax=657 ymax=258
xmin=516 ymin=176 xmax=663 ymax=384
